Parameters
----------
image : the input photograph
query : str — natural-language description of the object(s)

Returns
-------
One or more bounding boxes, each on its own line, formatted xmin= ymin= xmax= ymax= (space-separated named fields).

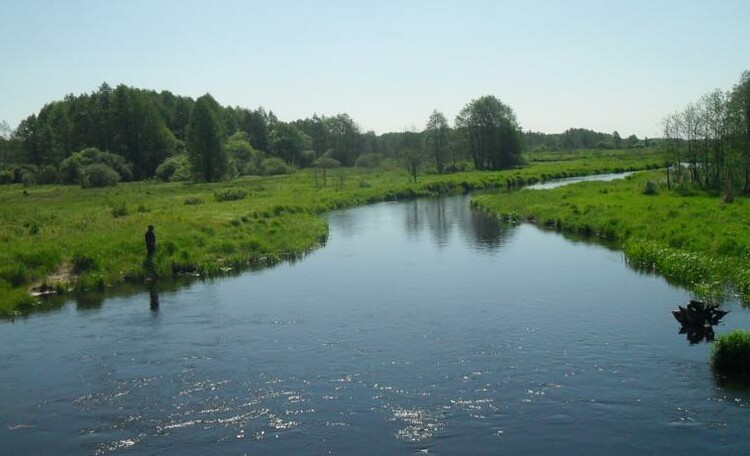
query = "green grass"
xmin=712 ymin=330 xmax=750 ymax=374
xmin=0 ymin=148 xmax=662 ymax=316
xmin=472 ymin=171 xmax=750 ymax=302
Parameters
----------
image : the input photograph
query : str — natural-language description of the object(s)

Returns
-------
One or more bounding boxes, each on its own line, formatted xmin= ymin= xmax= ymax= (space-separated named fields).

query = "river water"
xmin=2 ymin=187 xmax=750 ymax=454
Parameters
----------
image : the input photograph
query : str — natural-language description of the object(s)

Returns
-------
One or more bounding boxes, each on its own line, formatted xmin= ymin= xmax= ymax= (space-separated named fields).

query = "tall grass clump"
xmin=215 ymin=188 xmax=247 ymax=202
xmin=712 ymin=330 xmax=750 ymax=374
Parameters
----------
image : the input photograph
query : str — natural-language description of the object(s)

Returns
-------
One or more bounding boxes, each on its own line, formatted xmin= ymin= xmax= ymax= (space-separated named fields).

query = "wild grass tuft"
xmin=712 ymin=330 xmax=750 ymax=374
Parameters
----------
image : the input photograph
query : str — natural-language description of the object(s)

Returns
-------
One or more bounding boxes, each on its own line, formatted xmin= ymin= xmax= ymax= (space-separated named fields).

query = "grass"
xmin=0 ymin=148 xmax=662 ymax=316
xmin=472 ymin=170 xmax=750 ymax=302
xmin=712 ymin=330 xmax=750 ymax=374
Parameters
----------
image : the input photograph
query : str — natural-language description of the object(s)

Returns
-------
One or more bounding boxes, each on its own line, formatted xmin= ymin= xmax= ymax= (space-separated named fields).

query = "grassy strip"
xmin=471 ymin=171 xmax=750 ymax=302
xmin=0 ymin=149 xmax=662 ymax=316
xmin=712 ymin=330 xmax=750 ymax=374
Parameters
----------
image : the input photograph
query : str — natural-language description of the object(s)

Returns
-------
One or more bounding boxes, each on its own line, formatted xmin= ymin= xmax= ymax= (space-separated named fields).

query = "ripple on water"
xmin=390 ymin=407 xmax=445 ymax=442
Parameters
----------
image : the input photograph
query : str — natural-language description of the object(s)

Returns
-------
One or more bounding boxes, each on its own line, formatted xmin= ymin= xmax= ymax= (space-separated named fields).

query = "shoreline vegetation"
xmin=472 ymin=170 xmax=750 ymax=304
xmin=0 ymin=149 xmax=661 ymax=316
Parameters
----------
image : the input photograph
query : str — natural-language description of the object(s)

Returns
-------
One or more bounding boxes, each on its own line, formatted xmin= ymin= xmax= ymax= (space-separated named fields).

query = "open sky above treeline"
xmin=1 ymin=0 xmax=748 ymax=138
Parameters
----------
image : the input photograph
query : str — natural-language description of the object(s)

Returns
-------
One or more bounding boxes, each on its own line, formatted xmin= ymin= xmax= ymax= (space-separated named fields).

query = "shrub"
xmin=261 ymin=157 xmax=293 ymax=176
xmin=712 ymin=330 xmax=750 ymax=374
xmin=81 ymin=163 xmax=121 ymax=188
xmin=37 ymin=165 xmax=58 ymax=185
xmin=72 ymin=254 xmax=98 ymax=273
xmin=155 ymin=154 xmax=191 ymax=182
xmin=110 ymin=202 xmax=128 ymax=218
xmin=642 ymin=180 xmax=658 ymax=195
xmin=61 ymin=148 xmax=132 ymax=185
xmin=215 ymin=188 xmax=248 ymax=202
xmin=0 ymin=170 xmax=12 ymax=185
xmin=21 ymin=169 xmax=37 ymax=186
xmin=0 ymin=264 xmax=30 ymax=287
xmin=184 ymin=197 xmax=204 ymax=205
xmin=59 ymin=154 xmax=84 ymax=184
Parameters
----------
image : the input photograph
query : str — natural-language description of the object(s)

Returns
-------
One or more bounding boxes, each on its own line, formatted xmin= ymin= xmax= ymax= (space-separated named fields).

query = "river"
xmin=1 ymin=180 xmax=750 ymax=454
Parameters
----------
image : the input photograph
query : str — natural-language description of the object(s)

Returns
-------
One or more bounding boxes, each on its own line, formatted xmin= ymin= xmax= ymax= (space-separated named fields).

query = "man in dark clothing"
xmin=145 ymin=225 xmax=156 ymax=257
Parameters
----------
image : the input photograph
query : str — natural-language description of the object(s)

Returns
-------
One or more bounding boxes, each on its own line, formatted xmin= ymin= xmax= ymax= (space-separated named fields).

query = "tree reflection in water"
xmin=404 ymin=196 xmax=515 ymax=251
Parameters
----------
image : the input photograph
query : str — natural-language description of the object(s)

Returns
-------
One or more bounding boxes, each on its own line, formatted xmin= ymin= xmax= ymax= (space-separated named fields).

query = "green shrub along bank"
xmin=712 ymin=330 xmax=750 ymax=374
xmin=0 ymin=149 xmax=661 ymax=316
xmin=472 ymin=171 xmax=750 ymax=302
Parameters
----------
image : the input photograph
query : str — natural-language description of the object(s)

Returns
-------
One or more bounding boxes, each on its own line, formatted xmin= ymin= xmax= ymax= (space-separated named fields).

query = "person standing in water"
xmin=145 ymin=225 xmax=156 ymax=257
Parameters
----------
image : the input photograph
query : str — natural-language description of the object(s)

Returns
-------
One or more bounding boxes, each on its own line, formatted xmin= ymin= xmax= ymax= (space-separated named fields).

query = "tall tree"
xmin=400 ymin=129 xmax=424 ymax=183
xmin=0 ymin=120 xmax=11 ymax=169
xmin=269 ymin=122 xmax=306 ymax=166
xmin=187 ymin=94 xmax=226 ymax=182
xmin=455 ymin=96 xmax=522 ymax=170
xmin=425 ymin=110 xmax=449 ymax=173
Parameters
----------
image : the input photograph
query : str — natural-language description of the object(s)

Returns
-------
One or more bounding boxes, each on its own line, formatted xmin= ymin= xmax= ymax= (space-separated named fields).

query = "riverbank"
xmin=0 ymin=149 xmax=661 ymax=316
xmin=471 ymin=171 xmax=750 ymax=302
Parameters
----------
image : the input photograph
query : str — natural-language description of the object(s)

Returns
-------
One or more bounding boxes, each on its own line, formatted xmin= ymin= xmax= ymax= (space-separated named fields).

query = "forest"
xmin=0 ymin=83 xmax=643 ymax=188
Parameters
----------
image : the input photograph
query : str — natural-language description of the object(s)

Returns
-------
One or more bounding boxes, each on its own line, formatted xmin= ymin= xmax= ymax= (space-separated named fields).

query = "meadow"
xmin=472 ymin=171 xmax=750 ymax=302
xmin=0 ymin=149 xmax=662 ymax=316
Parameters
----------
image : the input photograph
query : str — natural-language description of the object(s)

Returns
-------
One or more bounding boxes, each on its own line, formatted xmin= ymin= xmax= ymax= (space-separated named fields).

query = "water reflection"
xmin=403 ymin=197 xmax=515 ymax=251
xmin=149 ymin=282 xmax=160 ymax=312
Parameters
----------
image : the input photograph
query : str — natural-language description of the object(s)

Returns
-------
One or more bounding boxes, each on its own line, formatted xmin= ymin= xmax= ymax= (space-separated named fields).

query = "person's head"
xmin=148 ymin=225 xmax=154 ymax=231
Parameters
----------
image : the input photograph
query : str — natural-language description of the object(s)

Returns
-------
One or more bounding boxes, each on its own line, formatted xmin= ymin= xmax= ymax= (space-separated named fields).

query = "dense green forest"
xmin=0 ymin=83 xmax=643 ymax=188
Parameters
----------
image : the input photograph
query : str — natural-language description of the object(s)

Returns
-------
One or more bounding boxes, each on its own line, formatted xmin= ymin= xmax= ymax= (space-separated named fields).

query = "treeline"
xmin=524 ymin=128 xmax=647 ymax=152
xmin=0 ymin=84 xmax=529 ymax=186
xmin=662 ymin=71 xmax=750 ymax=198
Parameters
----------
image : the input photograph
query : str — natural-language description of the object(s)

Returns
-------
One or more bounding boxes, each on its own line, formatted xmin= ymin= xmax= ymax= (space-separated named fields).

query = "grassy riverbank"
xmin=0 ymin=148 xmax=661 ymax=316
xmin=472 ymin=171 xmax=750 ymax=302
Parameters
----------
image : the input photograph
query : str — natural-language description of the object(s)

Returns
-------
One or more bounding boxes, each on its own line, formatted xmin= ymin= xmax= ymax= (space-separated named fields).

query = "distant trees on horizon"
xmin=0 ymin=82 xmax=647 ymax=186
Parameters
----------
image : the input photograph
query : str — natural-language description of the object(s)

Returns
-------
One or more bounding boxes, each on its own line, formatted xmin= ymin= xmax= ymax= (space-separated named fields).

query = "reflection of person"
xmin=145 ymin=225 xmax=156 ymax=257
xmin=149 ymin=283 xmax=159 ymax=311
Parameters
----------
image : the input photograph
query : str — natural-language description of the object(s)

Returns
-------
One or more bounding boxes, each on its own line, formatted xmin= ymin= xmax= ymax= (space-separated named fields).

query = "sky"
xmin=1 ymin=0 xmax=748 ymax=138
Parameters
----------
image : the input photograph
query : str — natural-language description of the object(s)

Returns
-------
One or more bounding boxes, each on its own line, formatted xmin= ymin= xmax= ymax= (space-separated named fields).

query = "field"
xmin=0 ymin=149 xmax=662 ymax=316
xmin=472 ymin=171 xmax=750 ymax=302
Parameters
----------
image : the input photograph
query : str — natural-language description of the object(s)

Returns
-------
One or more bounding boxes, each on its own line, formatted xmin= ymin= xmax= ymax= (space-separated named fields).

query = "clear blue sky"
xmin=1 ymin=0 xmax=748 ymax=138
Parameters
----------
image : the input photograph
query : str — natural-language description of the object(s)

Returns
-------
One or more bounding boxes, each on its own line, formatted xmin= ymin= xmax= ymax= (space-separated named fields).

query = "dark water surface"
xmin=2 ymin=195 xmax=750 ymax=455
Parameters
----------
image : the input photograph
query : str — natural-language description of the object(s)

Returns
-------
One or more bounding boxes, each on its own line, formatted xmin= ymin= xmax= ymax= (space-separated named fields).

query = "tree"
xmin=0 ymin=120 xmax=11 ymax=170
xmin=729 ymin=71 xmax=750 ymax=193
xmin=326 ymin=114 xmax=362 ymax=166
xmin=425 ymin=110 xmax=449 ymax=173
xmin=224 ymin=131 xmax=260 ymax=176
xmin=187 ymin=94 xmax=226 ymax=182
xmin=612 ymin=130 xmax=622 ymax=148
xmin=400 ymin=130 xmax=424 ymax=183
xmin=313 ymin=155 xmax=340 ymax=187
xmin=269 ymin=123 xmax=306 ymax=166
xmin=455 ymin=96 xmax=522 ymax=170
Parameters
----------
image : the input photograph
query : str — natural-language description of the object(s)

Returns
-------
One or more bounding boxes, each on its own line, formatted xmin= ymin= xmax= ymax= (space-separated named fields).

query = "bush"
xmin=110 ymin=202 xmax=128 ymax=218
xmin=215 ymin=188 xmax=248 ymax=202
xmin=0 ymin=170 xmax=12 ymax=185
xmin=155 ymin=154 xmax=191 ymax=182
xmin=21 ymin=169 xmax=37 ymax=186
xmin=642 ymin=180 xmax=658 ymax=195
xmin=261 ymin=157 xmax=293 ymax=176
xmin=60 ymin=148 xmax=132 ymax=185
xmin=72 ymin=254 xmax=98 ymax=273
xmin=38 ymin=165 xmax=58 ymax=185
xmin=712 ymin=330 xmax=750 ymax=374
xmin=81 ymin=163 xmax=121 ymax=188
xmin=59 ymin=155 xmax=84 ymax=184
xmin=184 ymin=197 xmax=204 ymax=205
